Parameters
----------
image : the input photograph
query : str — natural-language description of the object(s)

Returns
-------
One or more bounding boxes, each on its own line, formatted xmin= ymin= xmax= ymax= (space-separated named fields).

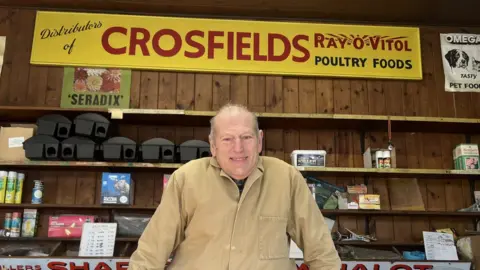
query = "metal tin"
xmin=31 ymin=180 xmax=44 ymax=204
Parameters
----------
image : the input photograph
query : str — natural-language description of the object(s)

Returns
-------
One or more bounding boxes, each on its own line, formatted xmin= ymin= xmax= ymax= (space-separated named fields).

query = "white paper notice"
xmin=423 ymin=231 xmax=459 ymax=260
xmin=79 ymin=223 xmax=117 ymax=257
xmin=289 ymin=217 xmax=335 ymax=258
xmin=8 ymin=137 xmax=24 ymax=148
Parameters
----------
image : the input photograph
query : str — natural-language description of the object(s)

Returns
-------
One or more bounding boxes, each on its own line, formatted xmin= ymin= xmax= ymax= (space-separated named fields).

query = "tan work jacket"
xmin=129 ymin=156 xmax=341 ymax=270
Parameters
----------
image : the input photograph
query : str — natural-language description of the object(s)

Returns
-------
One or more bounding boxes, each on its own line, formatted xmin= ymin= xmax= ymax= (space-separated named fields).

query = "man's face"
xmin=210 ymin=112 xmax=263 ymax=180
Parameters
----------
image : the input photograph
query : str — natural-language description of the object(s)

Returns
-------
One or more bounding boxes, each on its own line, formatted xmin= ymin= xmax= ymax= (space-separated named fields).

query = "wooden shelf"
xmin=0 ymin=236 xmax=423 ymax=247
xmin=1 ymin=203 xmax=478 ymax=217
xmin=298 ymin=166 xmax=480 ymax=178
xmin=333 ymin=241 xmax=423 ymax=247
xmin=1 ymin=237 xmax=137 ymax=242
xmin=321 ymin=209 xmax=480 ymax=217
xmin=1 ymin=160 xmax=479 ymax=179
xmin=1 ymin=106 xmax=480 ymax=133
xmin=0 ymin=203 xmax=157 ymax=210
xmin=0 ymin=160 xmax=182 ymax=170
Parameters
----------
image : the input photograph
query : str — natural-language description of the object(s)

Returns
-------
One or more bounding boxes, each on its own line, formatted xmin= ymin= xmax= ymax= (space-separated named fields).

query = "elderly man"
xmin=128 ymin=103 xmax=340 ymax=270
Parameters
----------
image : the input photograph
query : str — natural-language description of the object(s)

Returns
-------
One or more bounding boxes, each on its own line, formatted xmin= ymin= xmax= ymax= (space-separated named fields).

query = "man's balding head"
xmin=209 ymin=103 xmax=259 ymax=141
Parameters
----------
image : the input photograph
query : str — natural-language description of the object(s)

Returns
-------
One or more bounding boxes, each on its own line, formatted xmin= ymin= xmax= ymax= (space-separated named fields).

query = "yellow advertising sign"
xmin=31 ymin=11 xmax=422 ymax=80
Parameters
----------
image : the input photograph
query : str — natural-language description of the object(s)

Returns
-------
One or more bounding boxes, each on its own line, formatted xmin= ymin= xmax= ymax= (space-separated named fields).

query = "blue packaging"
xmin=31 ymin=180 xmax=44 ymax=204
xmin=101 ymin=172 xmax=132 ymax=205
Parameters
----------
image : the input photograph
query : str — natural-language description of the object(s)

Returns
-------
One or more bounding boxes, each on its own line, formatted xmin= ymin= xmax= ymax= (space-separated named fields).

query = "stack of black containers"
xmin=23 ymin=113 xmax=212 ymax=163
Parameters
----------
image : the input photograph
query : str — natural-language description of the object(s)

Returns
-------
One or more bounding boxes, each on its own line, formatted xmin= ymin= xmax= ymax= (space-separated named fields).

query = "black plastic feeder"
xmin=102 ymin=137 xmax=137 ymax=162
xmin=179 ymin=140 xmax=211 ymax=163
xmin=74 ymin=113 xmax=110 ymax=139
xmin=61 ymin=136 xmax=97 ymax=161
xmin=36 ymin=114 xmax=72 ymax=139
xmin=23 ymin=135 xmax=60 ymax=160
xmin=140 ymin=138 xmax=175 ymax=163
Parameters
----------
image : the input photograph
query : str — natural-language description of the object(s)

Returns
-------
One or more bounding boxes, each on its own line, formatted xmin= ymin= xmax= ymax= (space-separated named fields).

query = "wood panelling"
xmin=2 ymin=10 xmax=479 ymax=117
xmin=0 ymin=9 xmax=479 ymax=250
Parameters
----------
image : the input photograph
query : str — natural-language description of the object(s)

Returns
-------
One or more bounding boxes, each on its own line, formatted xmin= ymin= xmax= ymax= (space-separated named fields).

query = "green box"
xmin=453 ymin=144 xmax=479 ymax=170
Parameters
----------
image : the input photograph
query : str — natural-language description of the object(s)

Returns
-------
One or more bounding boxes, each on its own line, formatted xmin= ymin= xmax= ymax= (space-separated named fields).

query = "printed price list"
xmin=79 ymin=223 xmax=117 ymax=257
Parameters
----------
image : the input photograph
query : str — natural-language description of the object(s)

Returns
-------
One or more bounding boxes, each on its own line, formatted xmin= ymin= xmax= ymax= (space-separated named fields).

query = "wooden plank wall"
xmin=0 ymin=9 xmax=480 ymax=248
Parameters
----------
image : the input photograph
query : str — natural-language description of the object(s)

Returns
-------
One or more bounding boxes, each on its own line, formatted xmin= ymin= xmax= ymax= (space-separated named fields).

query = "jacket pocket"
xmin=258 ymin=216 xmax=289 ymax=260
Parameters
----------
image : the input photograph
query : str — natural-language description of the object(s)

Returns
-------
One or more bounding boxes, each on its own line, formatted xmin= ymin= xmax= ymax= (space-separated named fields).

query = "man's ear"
xmin=257 ymin=130 xmax=264 ymax=153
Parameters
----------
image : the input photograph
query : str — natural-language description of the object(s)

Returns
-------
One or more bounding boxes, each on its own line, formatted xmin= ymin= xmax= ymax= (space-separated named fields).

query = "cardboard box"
xmin=453 ymin=144 xmax=479 ymax=170
xmin=363 ymin=147 xmax=397 ymax=168
xmin=388 ymin=178 xmax=425 ymax=211
xmin=48 ymin=215 xmax=95 ymax=238
xmin=0 ymin=126 xmax=35 ymax=161
xmin=359 ymin=194 xmax=381 ymax=210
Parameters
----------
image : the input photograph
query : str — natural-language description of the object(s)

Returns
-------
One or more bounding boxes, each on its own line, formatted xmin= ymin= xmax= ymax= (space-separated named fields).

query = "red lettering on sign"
xmin=369 ymin=36 xmax=381 ymax=49
xmin=100 ymin=27 xmax=311 ymax=62
xmin=69 ymin=262 xmax=89 ymax=270
xmin=268 ymin=33 xmax=290 ymax=61
xmin=115 ymin=262 xmax=129 ymax=270
xmin=253 ymin=33 xmax=267 ymax=61
xmin=226 ymin=32 xmax=235 ymax=60
xmin=152 ymin=29 xmax=182 ymax=57
xmin=129 ymin=27 xmax=150 ymax=56
xmin=391 ymin=264 xmax=412 ymax=270
xmin=93 ymin=262 xmax=111 ymax=270
xmin=101 ymin=27 xmax=127 ymax=55
xmin=353 ymin=264 xmax=368 ymax=270
xmin=414 ymin=265 xmax=433 ymax=270
xmin=208 ymin=31 xmax=224 ymax=59
xmin=21 ymin=265 xmax=40 ymax=270
xmin=313 ymin=33 xmax=412 ymax=52
xmin=47 ymin=262 xmax=67 ymax=270
xmin=236 ymin=32 xmax=251 ymax=60
xmin=297 ymin=263 xmax=309 ymax=270
xmin=292 ymin=34 xmax=310 ymax=62
xmin=184 ymin=30 xmax=205 ymax=58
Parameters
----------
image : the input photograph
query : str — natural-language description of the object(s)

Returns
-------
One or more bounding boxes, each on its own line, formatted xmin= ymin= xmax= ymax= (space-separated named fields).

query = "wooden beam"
xmin=0 ymin=0 xmax=479 ymax=26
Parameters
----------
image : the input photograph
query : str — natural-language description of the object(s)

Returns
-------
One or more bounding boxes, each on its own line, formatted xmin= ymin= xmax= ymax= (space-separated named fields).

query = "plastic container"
xmin=23 ymin=135 xmax=60 ymax=160
xmin=140 ymin=138 xmax=175 ymax=162
xmin=74 ymin=113 xmax=110 ymax=139
xmin=178 ymin=140 xmax=211 ymax=163
xmin=383 ymin=150 xmax=391 ymax=168
xmin=36 ymin=114 xmax=72 ymax=139
xmin=290 ymin=150 xmax=327 ymax=167
xmin=101 ymin=137 xmax=137 ymax=162
xmin=374 ymin=150 xmax=384 ymax=168
xmin=60 ymin=136 xmax=97 ymax=161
